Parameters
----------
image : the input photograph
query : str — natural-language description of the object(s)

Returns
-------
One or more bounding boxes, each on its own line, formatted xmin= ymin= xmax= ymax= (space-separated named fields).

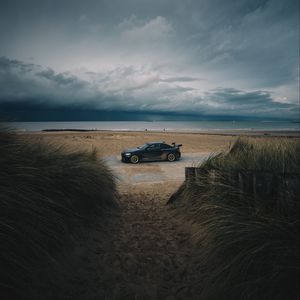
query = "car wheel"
xmin=130 ymin=155 xmax=139 ymax=164
xmin=167 ymin=153 xmax=176 ymax=162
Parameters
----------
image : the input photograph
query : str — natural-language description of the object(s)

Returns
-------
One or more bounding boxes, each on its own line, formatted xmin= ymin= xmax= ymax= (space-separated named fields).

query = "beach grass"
xmin=201 ymin=136 xmax=300 ymax=173
xmin=171 ymin=137 xmax=300 ymax=300
xmin=0 ymin=129 xmax=117 ymax=299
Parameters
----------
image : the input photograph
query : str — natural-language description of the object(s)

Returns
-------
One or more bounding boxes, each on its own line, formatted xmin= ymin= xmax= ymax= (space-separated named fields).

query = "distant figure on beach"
xmin=163 ymin=128 xmax=165 ymax=132
xmin=145 ymin=128 xmax=147 ymax=131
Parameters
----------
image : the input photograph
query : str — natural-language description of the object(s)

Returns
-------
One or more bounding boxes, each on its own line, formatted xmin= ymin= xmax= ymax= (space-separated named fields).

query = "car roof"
xmin=148 ymin=141 xmax=165 ymax=144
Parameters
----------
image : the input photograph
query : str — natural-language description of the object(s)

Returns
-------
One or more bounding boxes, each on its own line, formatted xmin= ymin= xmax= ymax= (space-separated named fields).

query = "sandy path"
xmin=67 ymin=191 xmax=198 ymax=300
xmin=107 ymin=192 xmax=196 ymax=299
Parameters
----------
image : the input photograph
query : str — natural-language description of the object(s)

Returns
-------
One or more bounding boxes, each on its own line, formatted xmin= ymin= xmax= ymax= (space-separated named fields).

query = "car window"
xmin=148 ymin=144 xmax=160 ymax=150
xmin=160 ymin=143 xmax=171 ymax=149
xmin=138 ymin=143 xmax=149 ymax=150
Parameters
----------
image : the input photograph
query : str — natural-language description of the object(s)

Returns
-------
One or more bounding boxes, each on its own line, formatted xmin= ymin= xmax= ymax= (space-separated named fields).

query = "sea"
xmin=4 ymin=121 xmax=300 ymax=132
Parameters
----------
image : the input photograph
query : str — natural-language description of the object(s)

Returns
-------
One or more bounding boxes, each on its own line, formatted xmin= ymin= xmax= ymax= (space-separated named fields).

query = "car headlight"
xmin=124 ymin=152 xmax=131 ymax=156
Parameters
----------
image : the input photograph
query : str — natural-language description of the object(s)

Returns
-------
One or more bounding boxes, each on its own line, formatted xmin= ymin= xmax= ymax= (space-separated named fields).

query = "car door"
xmin=160 ymin=143 xmax=171 ymax=160
xmin=145 ymin=144 xmax=161 ymax=161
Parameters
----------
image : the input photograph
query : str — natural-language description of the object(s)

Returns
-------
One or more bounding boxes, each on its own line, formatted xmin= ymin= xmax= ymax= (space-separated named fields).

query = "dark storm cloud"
xmin=204 ymin=88 xmax=296 ymax=117
xmin=36 ymin=69 xmax=86 ymax=87
xmin=208 ymin=88 xmax=276 ymax=106
xmin=0 ymin=57 xmax=36 ymax=73
xmin=0 ymin=57 xmax=88 ymax=100
xmin=0 ymin=56 xmax=297 ymax=119
xmin=0 ymin=56 xmax=188 ymax=109
xmin=0 ymin=0 xmax=299 ymax=120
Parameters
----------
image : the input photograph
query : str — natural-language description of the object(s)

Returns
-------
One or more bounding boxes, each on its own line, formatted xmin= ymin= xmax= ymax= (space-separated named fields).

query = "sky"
xmin=0 ymin=0 xmax=299 ymax=121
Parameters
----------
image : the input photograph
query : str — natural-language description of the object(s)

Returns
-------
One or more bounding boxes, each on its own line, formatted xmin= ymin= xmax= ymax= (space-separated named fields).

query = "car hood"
xmin=122 ymin=148 xmax=140 ymax=153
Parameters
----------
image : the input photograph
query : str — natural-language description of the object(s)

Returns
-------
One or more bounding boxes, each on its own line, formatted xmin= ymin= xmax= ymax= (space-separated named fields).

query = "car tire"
xmin=130 ymin=155 xmax=139 ymax=164
xmin=167 ymin=153 xmax=176 ymax=162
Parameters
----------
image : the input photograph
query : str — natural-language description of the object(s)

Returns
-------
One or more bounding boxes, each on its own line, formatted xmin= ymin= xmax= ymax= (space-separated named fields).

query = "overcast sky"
xmin=0 ymin=0 xmax=299 ymax=120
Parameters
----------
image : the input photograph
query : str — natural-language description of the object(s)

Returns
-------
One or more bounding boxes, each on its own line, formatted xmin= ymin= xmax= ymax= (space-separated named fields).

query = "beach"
xmin=19 ymin=130 xmax=299 ymax=195
xmin=21 ymin=129 xmax=300 ymax=156
xmin=21 ymin=131 xmax=235 ymax=188
xmin=23 ymin=130 xmax=238 ymax=154
xmin=7 ymin=130 xmax=300 ymax=298
xmin=2 ymin=1 xmax=298 ymax=297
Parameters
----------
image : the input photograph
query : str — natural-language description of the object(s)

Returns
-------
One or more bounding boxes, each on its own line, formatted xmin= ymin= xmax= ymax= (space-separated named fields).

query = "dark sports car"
xmin=121 ymin=141 xmax=182 ymax=163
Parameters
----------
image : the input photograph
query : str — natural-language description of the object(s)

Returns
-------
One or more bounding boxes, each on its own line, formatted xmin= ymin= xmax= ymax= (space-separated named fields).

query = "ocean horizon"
xmin=4 ymin=120 xmax=300 ymax=132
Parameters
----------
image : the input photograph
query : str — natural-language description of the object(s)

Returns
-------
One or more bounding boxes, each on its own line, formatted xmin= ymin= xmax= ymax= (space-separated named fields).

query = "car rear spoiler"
xmin=172 ymin=142 xmax=182 ymax=148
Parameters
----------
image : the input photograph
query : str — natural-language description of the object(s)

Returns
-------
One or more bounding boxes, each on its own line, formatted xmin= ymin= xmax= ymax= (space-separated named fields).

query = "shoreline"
xmin=19 ymin=129 xmax=300 ymax=137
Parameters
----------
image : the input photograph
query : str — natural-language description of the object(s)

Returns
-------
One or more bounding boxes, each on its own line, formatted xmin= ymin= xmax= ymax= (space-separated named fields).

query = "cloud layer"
xmin=1 ymin=56 xmax=297 ymax=119
xmin=0 ymin=0 xmax=299 ymax=120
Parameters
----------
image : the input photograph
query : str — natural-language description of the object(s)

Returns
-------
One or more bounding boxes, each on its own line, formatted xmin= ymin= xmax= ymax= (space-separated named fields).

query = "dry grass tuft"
xmin=171 ymin=137 xmax=300 ymax=300
xmin=0 ymin=129 xmax=117 ymax=299
xmin=201 ymin=136 xmax=300 ymax=173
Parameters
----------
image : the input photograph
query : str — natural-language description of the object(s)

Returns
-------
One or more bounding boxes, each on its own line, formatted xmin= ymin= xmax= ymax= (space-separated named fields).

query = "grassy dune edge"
xmin=170 ymin=137 xmax=300 ymax=300
xmin=0 ymin=130 xmax=117 ymax=299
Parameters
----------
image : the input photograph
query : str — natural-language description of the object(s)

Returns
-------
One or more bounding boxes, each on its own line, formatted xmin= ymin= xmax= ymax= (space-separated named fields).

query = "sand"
xmin=20 ymin=130 xmax=299 ymax=196
xmin=20 ymin=131 xmax=237 ymax=194
xmin=21 ymin=130 xmax=237 ymax=156
xmin=66 ymin=191 xmax=199 ymax=299
xmin=20 ymin=131 xmax=296 ymax=191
